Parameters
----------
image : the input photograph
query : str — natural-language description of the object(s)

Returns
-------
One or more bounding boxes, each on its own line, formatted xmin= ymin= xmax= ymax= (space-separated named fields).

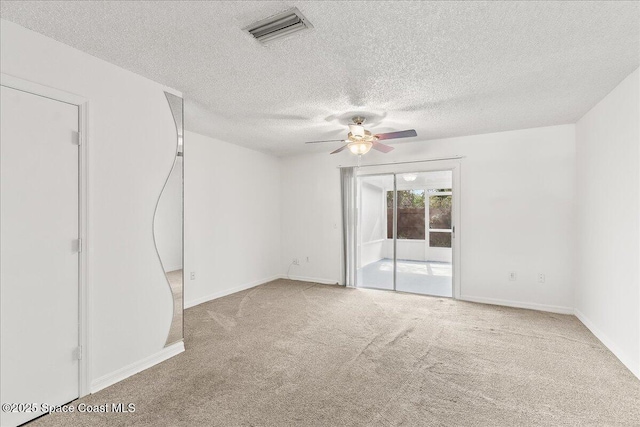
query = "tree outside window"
xmin=387 ymin=189 xmax=452 ymax=247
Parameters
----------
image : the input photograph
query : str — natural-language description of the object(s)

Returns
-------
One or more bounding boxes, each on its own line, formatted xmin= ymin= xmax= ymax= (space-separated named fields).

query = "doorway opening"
xmin=356 ymin=170 xmax=455 ymax=297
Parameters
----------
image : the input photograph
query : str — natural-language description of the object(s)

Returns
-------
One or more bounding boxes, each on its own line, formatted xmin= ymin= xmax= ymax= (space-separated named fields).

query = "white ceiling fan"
xmin=304 ymin=116 xmax=417 ymax=155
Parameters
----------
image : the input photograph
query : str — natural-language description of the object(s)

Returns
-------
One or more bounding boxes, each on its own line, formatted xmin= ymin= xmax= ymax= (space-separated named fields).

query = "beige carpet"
xmin=33 ymin=279 xmax=640 ymax=426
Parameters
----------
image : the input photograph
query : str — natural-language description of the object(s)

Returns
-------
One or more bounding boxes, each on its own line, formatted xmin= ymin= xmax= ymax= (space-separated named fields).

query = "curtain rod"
xmin=337 ymin=155 xmax=464 ymax=169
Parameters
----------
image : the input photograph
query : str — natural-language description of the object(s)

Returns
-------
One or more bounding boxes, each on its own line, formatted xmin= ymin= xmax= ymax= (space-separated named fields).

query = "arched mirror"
xmin=154 ymin=92 xmax=184 ymax=346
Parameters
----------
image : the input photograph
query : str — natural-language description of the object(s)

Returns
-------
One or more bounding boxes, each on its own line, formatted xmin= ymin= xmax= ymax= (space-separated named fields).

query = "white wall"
xmin=155 ymin=159 xmax=183 ymax=272
xmin=281 ymin=124 xmax=576 ymax=312
xmin=358 ymin=181 xmax=386 ymax=266
xmin=183 ymin=131 xmax=281 ymax=307
xmin=360 ymin=240 xmax=385 ymax=267
xmin=359 ymin=181 xmax=386 ymax=244
xmin=575 ymin=67 xmax=640 ymax=378
xmin=280 ymin=152 xmax=343 ymax=284
xmin=1 ymin=20 xmax=178 ymax=385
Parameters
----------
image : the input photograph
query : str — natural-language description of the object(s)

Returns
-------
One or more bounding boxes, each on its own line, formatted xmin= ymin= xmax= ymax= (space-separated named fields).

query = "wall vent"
xmin=244 ymin=8 xmax=313 ymax=44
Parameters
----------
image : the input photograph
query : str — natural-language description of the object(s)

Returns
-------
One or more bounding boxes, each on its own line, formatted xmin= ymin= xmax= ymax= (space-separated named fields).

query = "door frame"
xmin=1 ymin=73 xmax=91 ymax=397
xmin=355 ymin=160 xmax=462 ymax=299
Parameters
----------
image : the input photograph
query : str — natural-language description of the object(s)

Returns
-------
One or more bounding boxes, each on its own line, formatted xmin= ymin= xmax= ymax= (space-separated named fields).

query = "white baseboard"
xmin=279 ymin=274 xmax=340 ymax=285
xmin=459 ymin=295 xmax=574 ymax=315
xmin=183 ymin=274 xmax=340 ymax=310
xmin=574 ymin=308 xmax=639 ymax=379
xmin=91 ymin=341 xmax=184 ymax=393
xmin=184 ymin=275 xmax=281 ymax=309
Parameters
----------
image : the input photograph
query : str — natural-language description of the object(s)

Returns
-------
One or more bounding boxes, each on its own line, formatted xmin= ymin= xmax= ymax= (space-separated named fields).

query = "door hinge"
xmin=73 ymin=346 xmax=82 ymax=360
xmin=78 ymin=131 xmax=82 ymax=146
xmin=73 ymin=131 xmax=81 ymax=146
xmin=77 ymin=238 xmax=82 ymax=253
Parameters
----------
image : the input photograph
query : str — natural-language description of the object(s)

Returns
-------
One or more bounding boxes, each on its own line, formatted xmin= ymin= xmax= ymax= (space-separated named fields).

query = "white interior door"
xmin=1 ymin=86 xmax=79 ymax=427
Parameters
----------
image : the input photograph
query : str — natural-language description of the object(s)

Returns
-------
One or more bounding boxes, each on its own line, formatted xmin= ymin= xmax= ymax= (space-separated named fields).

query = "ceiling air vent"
xmin=245 ymin=8 xmax=313 ymax=44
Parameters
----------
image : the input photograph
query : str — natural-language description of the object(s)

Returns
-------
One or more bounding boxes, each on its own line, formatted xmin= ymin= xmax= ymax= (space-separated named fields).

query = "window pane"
xmin=390 ymin=190 xmax=425 ymax=240
xmin=429 ymin=195 xmax=452 ymax=229
xmin=429 ymin=232 xmax=451 ymax=248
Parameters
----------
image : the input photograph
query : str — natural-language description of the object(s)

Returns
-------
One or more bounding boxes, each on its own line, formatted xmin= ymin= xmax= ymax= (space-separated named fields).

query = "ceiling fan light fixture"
xmin=348 ymin=141 xmax=373 ymax=155
xmin=303 ymin=115 xmax=416 ymax=156
xmin=403 ymin=173 xmax=417 ymax=182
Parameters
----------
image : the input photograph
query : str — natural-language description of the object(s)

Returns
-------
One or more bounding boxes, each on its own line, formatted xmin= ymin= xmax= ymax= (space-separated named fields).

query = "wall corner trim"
xmin=183 ymin=275 xmax=341 ymax=311
xmin=90 ymin=341 xmax=184 ymax=393
xmin=184 ymin=275 xmax=281 ymax=309
xmin=278 ymin=275 xmax=341 ymax=286
xmin=459 ymin=295 xmax=574 ymax=315
xmin=574 ymin=309 xmax=640 ymax=379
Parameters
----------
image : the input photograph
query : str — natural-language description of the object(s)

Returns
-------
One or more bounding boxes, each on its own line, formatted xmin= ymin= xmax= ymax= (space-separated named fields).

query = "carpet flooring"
xmin=32 ymin=279 xmax=640 ymax=426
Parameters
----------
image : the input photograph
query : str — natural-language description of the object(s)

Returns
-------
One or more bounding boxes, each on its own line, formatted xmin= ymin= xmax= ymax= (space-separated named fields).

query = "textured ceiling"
xmin=1 ymin=1 xmax=638 ymax=156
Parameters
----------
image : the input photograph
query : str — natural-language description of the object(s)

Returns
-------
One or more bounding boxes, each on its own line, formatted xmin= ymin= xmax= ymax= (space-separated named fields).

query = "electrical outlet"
xmin=293 ymin=258 xmax=300 ymax=266
xmin=509 ymin=271 xmax=517 ymax=281
xmin=538 ymin=273 xmax=546 ymax=283
xmin=190 ymin=272 xmax=196 ymax=280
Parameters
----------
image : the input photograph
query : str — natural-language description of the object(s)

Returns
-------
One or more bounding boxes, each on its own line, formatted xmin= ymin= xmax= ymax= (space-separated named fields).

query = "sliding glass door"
xmin=356 ymin=170 xmax=454 ymax=297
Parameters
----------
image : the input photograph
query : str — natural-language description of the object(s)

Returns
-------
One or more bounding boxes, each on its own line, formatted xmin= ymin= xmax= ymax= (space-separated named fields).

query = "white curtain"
xmin=340 ymin=167 xmax=357 ymax=287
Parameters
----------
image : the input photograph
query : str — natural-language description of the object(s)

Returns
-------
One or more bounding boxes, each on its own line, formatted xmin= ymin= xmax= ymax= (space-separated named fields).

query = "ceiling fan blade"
xmin=374 ymin=129 xmax=417 ymax=141
xmin=372 ymin=141 xmax=394 ymax=153
xmin=304 ymin=139 xmax=345 ymax=144
xmin=330 ymin=144 xmax=349 ymax=154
